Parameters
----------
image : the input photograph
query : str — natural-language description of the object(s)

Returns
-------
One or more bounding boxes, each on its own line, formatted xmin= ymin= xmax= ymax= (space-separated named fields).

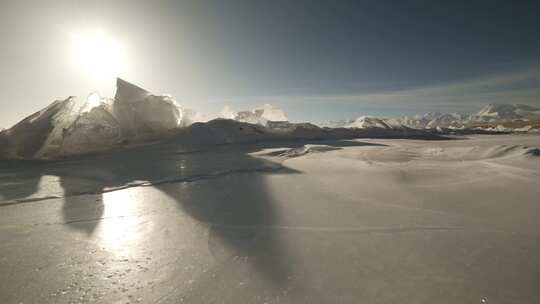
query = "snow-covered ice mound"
xmin=60 ymin=101 xmax=123 ymax=156
xmin=0 ymin=78 xmax=188 ymax=159
xmin=174 ymin=119 xmax=334 ymax=145
xmin=178 ymin=119 xmax=269 ymax=145
xmin=112 ymin=78 xmax=182 ymax=138
xmin=0 ymin=97 xmax=77 ymax=159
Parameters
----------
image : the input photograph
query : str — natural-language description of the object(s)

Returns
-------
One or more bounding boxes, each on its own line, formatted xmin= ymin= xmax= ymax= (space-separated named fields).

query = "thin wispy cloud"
xmin=260 ymin=66 xmax=540 ymax=113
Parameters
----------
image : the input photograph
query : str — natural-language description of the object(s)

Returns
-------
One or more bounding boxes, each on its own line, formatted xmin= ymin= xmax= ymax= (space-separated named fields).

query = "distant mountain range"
xmin=321 ymin=104 xmax=540 ymax=132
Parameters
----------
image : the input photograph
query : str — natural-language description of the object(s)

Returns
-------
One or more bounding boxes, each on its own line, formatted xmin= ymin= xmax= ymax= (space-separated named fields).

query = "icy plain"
xmin=0 ymin=134 xmax=539 ymax=303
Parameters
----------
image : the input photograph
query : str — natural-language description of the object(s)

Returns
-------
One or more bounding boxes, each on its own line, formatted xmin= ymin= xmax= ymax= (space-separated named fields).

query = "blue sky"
xmin=1 ymin=0 xmax=540 ymax=126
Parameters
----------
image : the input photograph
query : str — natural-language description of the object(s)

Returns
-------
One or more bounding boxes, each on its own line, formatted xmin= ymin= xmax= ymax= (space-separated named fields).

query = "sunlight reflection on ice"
xmin=95 ymin=190 xmax=143 ymax=257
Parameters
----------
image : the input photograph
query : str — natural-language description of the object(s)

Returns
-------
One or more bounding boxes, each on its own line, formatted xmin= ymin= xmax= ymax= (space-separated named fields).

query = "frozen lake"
xmin=1 ymin=135 xmax=539 ymax=303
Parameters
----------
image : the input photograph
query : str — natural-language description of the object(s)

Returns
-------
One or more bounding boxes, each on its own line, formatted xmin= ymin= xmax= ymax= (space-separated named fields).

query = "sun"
xmin=70 ymin=30 xmax=127 ymax=80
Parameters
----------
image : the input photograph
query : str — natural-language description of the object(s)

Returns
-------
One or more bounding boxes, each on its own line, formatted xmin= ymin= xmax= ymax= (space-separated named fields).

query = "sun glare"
xmin=85 ymin=91 xmax=102 ymax=109
xmin=70 ymin=30 xmax=127 ymax=80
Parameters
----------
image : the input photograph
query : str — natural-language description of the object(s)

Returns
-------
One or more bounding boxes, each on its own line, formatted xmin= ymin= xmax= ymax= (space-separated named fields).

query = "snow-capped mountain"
xmin=471 ymin=104 xmax=540 ymax=122
xmin=320 ymin=116 xmax=406 ymax=129
xmin=322 ymin=112 xmax=467 ymax=130
xmin=424 ymin=113 xmax=468 ymax=129
xmin=394 ymin=112 xmax=468 ymax=129
xmin=347 ymin=116 xmax=405 ymax=129
xmin=318 ymin=119 xmax=354 ymax=128
xmin=321 ymin=103 xmax=540 ymax=132
xmin=395 ymin=104 xmax=540 ymax=130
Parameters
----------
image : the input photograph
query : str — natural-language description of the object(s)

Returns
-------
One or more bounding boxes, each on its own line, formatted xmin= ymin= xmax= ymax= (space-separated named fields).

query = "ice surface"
xmin=1 ymin=135 xmax=540 ymax=303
